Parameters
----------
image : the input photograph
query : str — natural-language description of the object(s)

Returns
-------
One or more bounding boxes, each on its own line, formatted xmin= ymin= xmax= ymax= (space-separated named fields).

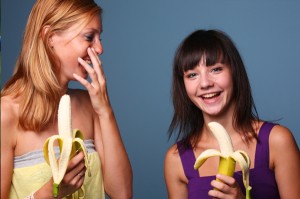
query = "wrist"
xmin=98 ymin=107 xmax=114 ymax=119
xmin=33 ymin=179 xmax=62 ymax=199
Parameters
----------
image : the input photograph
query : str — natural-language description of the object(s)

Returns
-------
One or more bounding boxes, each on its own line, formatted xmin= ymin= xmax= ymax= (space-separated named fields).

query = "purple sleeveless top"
xmin=178 ymin=122 xmax=280 ymax=199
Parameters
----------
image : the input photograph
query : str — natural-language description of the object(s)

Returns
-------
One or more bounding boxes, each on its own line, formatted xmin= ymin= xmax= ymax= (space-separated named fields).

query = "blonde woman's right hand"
xmin=34 ymin=152 xmax=87 ymax=199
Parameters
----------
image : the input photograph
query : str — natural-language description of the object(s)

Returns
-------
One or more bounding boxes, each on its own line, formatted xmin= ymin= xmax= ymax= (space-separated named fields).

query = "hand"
xmin=74 ymin=47 xmax=111 ymax=116
xmin=208 ymin=174 xmax=245 ymax=199
xmin=57 ymin=151 xmax=87 ymax=198
xmin=34 ymin=151 xmax=87 ymax=199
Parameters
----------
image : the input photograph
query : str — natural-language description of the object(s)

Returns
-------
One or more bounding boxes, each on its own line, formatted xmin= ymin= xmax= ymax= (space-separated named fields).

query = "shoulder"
xmin=269 ymin=124 xmax=300 ymax=197
xmin=1 ymin=96 xmax=18 ymax=127
xmin=1 ymin=96 xmax=18 ymax=148
xmin=67 ymin=88 xmax=94 ymax=114
xmin=269 ymin=124 xmax=299 ymax=168
xmin=164 ymin=143 xmax=183 ymax=176
xmin=165 ymin=143 xmax=180 ymax=162
xmin=66 ymin=89 xmax=94 ymax=138
xmin=269 ymin=124 xmax=296 ymax=148
xmin=68 ymin=88 xmax=90 ymax=101
xmin=68 ymin=89 xmax=93 ymax=108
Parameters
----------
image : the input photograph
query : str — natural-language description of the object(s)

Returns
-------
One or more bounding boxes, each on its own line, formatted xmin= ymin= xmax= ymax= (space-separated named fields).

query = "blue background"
xmin=2 ymin=1 xmax=300 ymax=198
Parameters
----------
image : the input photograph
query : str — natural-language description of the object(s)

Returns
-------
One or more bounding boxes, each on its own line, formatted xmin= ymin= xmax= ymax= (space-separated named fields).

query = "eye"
xmin=85 ymin=34 xmax=95 ymax=42
xmin=211 ymin=67 xmax=223 ymax=73
xmin=186 ymin=72 xmax=197 ymax=79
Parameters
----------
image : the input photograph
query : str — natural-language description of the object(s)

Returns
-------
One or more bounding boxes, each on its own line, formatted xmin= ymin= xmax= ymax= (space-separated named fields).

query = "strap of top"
xmin=177 ymin=140 xmax=199 ymax=179
xmin=254 ymin=122 xmax=276 ymax=168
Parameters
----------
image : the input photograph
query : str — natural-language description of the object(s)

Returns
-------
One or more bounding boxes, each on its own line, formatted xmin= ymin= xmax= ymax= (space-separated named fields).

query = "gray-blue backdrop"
xmin=2 ymin=0 xmax=300 ymax=198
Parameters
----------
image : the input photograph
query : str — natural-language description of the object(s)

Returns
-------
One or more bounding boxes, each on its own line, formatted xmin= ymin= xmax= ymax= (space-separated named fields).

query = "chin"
xmin=203 ymin=108 xmax=223 ymax=116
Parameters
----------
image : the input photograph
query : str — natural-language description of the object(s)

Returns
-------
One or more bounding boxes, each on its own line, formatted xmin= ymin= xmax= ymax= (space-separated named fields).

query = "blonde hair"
xmin=1 ymin=0 xmax=102 ymax=132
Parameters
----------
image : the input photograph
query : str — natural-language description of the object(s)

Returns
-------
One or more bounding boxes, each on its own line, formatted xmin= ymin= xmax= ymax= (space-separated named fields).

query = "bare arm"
xmin=1 ymin=101 xmax=15 ymax=198
xmin=94 ymin=109 xmax=132 ymax=199
xmin=74 ymin=47 xmax=132 ymax=198
xmin=270 ymin=125 xmax=300 ymax=199
xmin=164 ymin=145 xmax=188 ymax=199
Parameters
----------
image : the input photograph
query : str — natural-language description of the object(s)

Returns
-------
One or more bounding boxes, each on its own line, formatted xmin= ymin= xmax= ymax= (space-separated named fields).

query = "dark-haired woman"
xmin=164 ymin=29 xmax=300 ymax=199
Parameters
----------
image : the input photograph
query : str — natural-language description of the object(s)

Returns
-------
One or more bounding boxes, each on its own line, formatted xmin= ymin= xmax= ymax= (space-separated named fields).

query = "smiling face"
xmin=183 ymin=58 xmax=234 ymax=119
xmin=50 ymin=15 xmax=103 ymax=86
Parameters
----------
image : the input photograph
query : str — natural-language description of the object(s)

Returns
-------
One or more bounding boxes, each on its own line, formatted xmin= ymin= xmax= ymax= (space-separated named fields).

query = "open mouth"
xmin=201 ymin=92 xmax=221 ymax=99
xmin=84 ymin=59 xmax=93 ymax=67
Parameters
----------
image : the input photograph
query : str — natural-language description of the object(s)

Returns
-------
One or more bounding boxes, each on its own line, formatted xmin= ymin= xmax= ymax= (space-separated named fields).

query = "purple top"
xmin=178 ymin=122 xmax=280 ymax=199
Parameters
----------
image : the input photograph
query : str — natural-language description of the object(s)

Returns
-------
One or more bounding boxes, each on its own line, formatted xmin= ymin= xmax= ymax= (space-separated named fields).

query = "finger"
xmin=216 ymin=174 xmax=236 ymax=187
xmin=74 ymin=167 xmax=86 ymax=185
xmin=211 ymin=179 xmax=229 ymax=192
xmin=74 ymin=169 xmax=86 ymax=181
xmin=88 ymin=48 xmax=106 ymax=85
xmin=77 ymin=57 xmax=99 ymax=85
xmin=88 ymin=47 xmax=104 ymax=76
xmin=77 ymin=56 xmax=94 ymax=74
xmin=64 ymin=162 xmax=86 ymax=184
xmin=77 ymin=169 xmax=86 ymax=179
xmin=76 ymin=173 xmax=85 ymax=187
xmin=73 ymin=72 xmax=96 ymax=92
xmin=66 ymin=170 xmax=85 ymax=189
xmin=66 ymin=151 xmax=85 ymax=171
xmin=62 ymin=164 xmax=85 ymax=186
xmin=73 ymin=57 xmax=99 ymax=89
xmin=88 ymin=47 xmax=102 ymax=66
xmin=208 ymin=189 xmax=226 ymax=198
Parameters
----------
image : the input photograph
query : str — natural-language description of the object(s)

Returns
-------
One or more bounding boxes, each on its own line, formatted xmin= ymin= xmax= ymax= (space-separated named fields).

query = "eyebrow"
xmin=84 ymin=28 xmax=102 ymax=34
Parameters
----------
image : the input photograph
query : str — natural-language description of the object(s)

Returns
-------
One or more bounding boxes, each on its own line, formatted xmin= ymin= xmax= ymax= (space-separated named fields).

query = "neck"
xmin=202 ymin=103 xmax=236 ymax=136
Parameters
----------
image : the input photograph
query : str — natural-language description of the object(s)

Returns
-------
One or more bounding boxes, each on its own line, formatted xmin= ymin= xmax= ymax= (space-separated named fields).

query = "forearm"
xmin=98 ymin=110 xmax=133 ymax=198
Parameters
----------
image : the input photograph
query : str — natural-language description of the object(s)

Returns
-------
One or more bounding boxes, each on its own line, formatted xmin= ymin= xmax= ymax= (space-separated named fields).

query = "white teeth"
xmin=85 ymin=60 xmax=92 ymax=64
xmin=202 ymin=93 xmax=218 ymax=98
xmin=83 ymin=59 xmax=92 ymax=67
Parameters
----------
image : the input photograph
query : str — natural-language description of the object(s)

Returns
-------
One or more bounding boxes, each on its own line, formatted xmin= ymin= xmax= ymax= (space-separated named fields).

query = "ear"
xmin=41 ymin=25 xmax=54 ymax=47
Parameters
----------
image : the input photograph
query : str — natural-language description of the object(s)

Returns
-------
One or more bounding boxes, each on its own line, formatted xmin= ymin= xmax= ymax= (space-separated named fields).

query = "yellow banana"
xmin=194 ymin=122 xmax=252 ymax=199
xmin=43 ymin=94 xmax=91 ymax=198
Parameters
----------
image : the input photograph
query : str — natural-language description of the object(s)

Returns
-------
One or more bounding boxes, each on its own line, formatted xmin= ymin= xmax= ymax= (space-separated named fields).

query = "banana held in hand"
xmin=43 ymin=94 xmax=91 ymax=198
xmin=194 ymin=122 xmax=252 ymax=199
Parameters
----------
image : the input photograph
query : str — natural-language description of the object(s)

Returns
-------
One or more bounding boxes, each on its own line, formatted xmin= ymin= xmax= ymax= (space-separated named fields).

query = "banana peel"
xmin=194 ymin=122 xmax=252 ymax=199
xmin=43 ymin=95 xmax=91 ymax=198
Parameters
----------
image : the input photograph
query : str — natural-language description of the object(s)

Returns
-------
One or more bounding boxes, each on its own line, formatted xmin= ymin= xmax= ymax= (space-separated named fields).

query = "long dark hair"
xmin=168 ymin=29 xmax=259 ymax=148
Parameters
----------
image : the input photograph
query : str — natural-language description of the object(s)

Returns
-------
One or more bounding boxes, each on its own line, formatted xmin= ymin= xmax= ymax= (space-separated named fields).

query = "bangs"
xmin=176 ymin=30 xmax=229 ymax=75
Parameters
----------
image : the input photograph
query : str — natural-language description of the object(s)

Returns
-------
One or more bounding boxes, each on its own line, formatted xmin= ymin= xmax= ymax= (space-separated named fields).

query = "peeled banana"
xmin=194 ymin=122 xmax=252 ymax=199
xmin=43 ymin=94 xmax=91 ymax=198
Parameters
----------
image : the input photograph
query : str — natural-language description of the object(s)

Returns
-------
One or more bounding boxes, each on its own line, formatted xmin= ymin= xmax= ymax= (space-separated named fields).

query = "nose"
xmin=93 ymin=39 xmax=103 ymax=55
xmin=199 ymin=73 xmax=214 ymax=89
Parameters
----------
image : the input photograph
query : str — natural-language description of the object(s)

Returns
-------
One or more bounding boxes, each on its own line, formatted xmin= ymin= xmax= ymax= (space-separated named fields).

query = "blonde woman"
xmin=1 ymin=0 xmax=132 ymax=198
